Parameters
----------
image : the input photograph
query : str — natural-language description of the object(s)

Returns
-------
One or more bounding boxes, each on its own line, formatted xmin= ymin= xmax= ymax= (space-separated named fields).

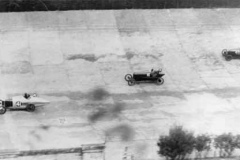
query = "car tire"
xmin=26 ymin=104 xmax=35 ymax=112
xmin=0 ymin=107 xmax=6 ymax=114
xmin=125 ymin=74 xmax=132 ymax=81
xmin=128 ymin=80 xmax=135 ymax=86
xmin=156 ymin=78 xmax=164 ymax=85
xmin=225 ymin=55 xmax=232 ymax=61
xmin=222 ymin=49 xmax=227 ymax=56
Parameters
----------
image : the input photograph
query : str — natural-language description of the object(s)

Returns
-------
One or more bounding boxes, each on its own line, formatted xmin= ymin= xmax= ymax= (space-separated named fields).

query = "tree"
xmin=214 ymin=133 xmax=240 ymax=157
xmin=195 ymin=134 xmax=211 ymax=159
xmin=157 ymin=126 xmax=195 ymax=160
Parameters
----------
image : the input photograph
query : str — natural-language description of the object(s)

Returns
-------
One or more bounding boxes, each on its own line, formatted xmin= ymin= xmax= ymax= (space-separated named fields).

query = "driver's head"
xmin=24 ymin=93 xmax=30 ymax=98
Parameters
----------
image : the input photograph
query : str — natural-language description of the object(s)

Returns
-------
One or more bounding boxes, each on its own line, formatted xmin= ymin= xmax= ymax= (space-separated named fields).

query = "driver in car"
xmin=151 ymin=68 xmax=162 ymax=77
xmin=24 ymin=93 xmax=31 ymax=99
xmin=150 ymin=69 xmax=158 ymax=77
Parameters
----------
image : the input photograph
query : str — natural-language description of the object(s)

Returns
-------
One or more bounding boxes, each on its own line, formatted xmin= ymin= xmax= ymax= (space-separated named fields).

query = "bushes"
xmin=195 ymin=134 xmax=211 ymax=158
xmin=157 ymin=126 xmax=240 ymax=160
xmin=214 ymin=133 xmax=240 ymax=157
xmin=157 ymin=126 xmax=195 ymax=160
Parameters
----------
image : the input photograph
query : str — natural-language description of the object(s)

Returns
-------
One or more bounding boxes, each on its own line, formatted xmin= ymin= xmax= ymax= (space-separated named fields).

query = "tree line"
xmin=157 ymin=126 xmax=240 ymax=160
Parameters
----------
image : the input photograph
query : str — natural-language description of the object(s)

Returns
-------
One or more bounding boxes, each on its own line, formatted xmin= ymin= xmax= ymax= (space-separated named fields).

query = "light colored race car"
xmin=0 ymin=93 xmax=50 ymax=114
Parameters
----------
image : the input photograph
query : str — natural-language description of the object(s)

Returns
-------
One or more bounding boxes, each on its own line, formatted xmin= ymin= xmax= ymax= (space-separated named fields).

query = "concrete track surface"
xmin=0 ymin=9 xmax=240 ymax=160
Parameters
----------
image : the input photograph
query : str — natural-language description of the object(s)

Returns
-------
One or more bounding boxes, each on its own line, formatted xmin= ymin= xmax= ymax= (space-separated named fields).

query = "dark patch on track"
xmin=54 ymin=123 xmax=90 ymax=128
xmin=124 ymin=50 xmax=163 ymax=60
xmin=66 ymin=54 xmax=98 ymax=62
xmin=65 ymin=52 xmax=162 ymax=62
xmin=125 ymin=51 xmax=135 ymax=60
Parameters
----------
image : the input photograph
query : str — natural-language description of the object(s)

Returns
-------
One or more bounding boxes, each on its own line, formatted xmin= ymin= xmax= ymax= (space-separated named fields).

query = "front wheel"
xmin=222 ymin=49 xmax=227 ymax=56
xmin=0 ymin=107 xmax=6 ymax=114
xmin=26 ymin=104 xmax=35 ymax=112
xmin=156 ymin=78 xmax=164 ymax=85
xmin=128 ymin=80 xmax=135 ymax=86
xmin=125 ymin=74 xmax=132 ymax=81
xmin=225 ymin=55 xmax=232 ymax=61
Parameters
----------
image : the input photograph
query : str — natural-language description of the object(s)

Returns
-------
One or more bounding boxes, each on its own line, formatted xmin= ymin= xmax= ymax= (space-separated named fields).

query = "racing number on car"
xmin=16 ymin=101 xmax=21 ymax=107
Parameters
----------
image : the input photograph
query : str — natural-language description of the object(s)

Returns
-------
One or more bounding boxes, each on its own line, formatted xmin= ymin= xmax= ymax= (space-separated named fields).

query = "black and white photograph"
xmin=0 ymin=0 xmax=240 ymax=160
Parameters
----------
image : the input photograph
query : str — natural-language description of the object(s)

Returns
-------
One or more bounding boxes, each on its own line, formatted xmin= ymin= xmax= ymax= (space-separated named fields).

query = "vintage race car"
xmin=125 ymin=69 xmax=165 ymax=86
xmin=222 ymin=48 xmax=240 ymax=61
xmin=0 ymin=93 xmax=50 ymax=114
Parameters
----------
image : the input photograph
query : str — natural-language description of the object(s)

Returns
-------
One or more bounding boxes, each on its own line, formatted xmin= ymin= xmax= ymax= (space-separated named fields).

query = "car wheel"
xmin=125 ymin=74 xmax=132 ymax=81
xmin=26 ymin=104 xmax=35 ymax=112
xmin=156 ymin=78 xmax=164 ymax=85
xmin=0 ymin=107 xmax=6 ymax=114
xmin=222 ymin=49 xmax=227 ymax=56
xmin=128 ymin=80 xmax=135 ymax=86
xmin=225 ymin=55 xmax=232 ymax=61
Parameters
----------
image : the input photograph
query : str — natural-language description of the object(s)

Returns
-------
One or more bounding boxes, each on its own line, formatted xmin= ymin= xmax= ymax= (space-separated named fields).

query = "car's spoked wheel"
xmin=222 ymin=49 xmax=227 ymax=56
xmin=156 ymin=78 xmax=164 ymax=85
xmin=125 ymin=74 xmax=132 ymax=81
xmin=0 ymin=107 xmax=6 ymax=114
xmin=225 ymin=55 xmax=232 ymax=61
xmin=26 ymin=104 xmax=35 ymax=112
xmin=128 ymin=80 xmax=135 ymax=86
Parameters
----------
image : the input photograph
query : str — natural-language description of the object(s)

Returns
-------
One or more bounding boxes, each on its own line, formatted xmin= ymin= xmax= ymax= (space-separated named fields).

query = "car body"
xmin=0 ymin=93 xmax=50 ymax=114
xmin=222 ymin=48 xmax=240 ymax=61
xmin=125 ymin=69 xmax=165 ymax=86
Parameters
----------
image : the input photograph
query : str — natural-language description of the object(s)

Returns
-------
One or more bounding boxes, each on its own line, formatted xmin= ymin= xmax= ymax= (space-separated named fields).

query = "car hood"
xmin=12 ymin=96 xmax=50 ymax=105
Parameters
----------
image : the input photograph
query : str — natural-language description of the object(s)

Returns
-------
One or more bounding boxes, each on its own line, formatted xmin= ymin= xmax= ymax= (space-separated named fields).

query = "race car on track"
xmin=0 ymin=93 xmax=50 ymax=114
xmin=125 ymin=69 xmax=165 ymax=86
xmin=222 ymin=48 xmax=240 ymax=61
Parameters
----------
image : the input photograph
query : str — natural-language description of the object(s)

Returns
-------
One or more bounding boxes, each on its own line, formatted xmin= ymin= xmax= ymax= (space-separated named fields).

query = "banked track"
xmin=0 ymin=9 xmax=240 ymax=159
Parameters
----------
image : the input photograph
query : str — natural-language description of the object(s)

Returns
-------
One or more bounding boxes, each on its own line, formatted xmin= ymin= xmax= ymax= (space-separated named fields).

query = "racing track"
xmin=0 ymin=9 xmax=240 ymax=159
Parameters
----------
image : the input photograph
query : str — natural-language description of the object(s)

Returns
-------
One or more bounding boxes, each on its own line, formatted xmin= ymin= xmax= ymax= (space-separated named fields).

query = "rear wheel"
xmin=26 ymin=104 xmax=35 ymax=112
xmin=125 ymin=74 xmax=132 ymax=81
xmin=222 ymin=49 xmax=227 ymax=56
xmin=225 ymin=55 xmax=232 ymax=61
xmin=0 ymin=107 xmax=6 ymax=114
xmin=156 ymin=78 xmax=164 ymax=85
xmin=128 ymin=80 xmax=135 ymax=86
